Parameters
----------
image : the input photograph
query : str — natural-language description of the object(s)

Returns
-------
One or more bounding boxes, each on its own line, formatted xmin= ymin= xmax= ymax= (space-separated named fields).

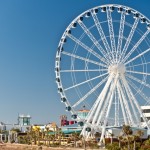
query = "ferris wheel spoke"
xmin=126 ymin=73 xmax=150 ymax=91
xmin=60 ymin=69 xmax=107 ymax=72
xmin=72 ymin=75 xmax=108 ymax=108
xmin=67 ymin=34 xmax=108 ymax=65
xmin=120 ymin=77 xmax=139 ymax=125
xmin=126 ymin=70 xmax=150 ymax=76
xmin=106 ymin=8 xmax=116 ymax=63
xmin=91 ymin=10 xmax=112 ymax=60
xmin=62 ymin=51 xmax=107 ymax=68
xmin=117 ymin=11 xmax=126 ymax=62
xmin=127 ymin=77 xmax=150 ymax=104
xmin=120 ymin=18 xmax=139 ymax=61
xmin=117 ymin=83 xmax=128 ymax=125
xmin=125 ymin=48 xmax=150 ymax=65
xmin=122 ymin=76 xmax=150 ymax=128
xmin=77 ymin=20 xmax=110 ymax=63
xmin=118 ymin=81 xmax=133 ymax=125
xmin=126 ymin=61 xmax=150 ymax=69
xmin=122 ymin=30 xmax=150 ymax=63
xmin=64 ymin=72 xmax=108 ymax=92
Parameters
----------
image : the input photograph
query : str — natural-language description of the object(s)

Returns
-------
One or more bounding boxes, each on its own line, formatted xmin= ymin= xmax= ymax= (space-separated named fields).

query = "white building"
xmin=0 ymin=122 xmax=6 ymax=131
xmin=77 ymin=109 xmax=89 ymax=120
xmin=18 ymin=114 xmax=31 ymax=126
xmin=141 ymin=106 xmax=150 ymax=127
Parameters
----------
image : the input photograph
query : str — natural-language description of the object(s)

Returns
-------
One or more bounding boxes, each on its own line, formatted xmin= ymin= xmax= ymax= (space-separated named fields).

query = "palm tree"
xmin=118 ymin=136 xmax=123 ymax=148
xmin=109 ymin=133 xmax=114 ymax=144
xmin=71 ymin=132 xmax=80 ymax=148
xmin=80 ymin=135 xmax=86 ymax=150
xmin=56 ymin=128 xmax=64 ymax=146
xmin=122 ymin=125 xmax=133 ymax=150
xmin=44 ymin=127 xmax=49 ymax=146
xmin=137 ymin=130 xmax=144 ymax=146
xmin=26 ymin=126 xmax=33 ymax=145
xmin=133 ymin=135 xmax=139 ymax=150
xmin=31 ymin=126 xmax=41 ymax=145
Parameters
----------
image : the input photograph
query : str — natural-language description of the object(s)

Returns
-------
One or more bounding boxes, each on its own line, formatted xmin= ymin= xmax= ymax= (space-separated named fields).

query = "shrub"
xmin=106 ymin=142 xmax=120 ymax=150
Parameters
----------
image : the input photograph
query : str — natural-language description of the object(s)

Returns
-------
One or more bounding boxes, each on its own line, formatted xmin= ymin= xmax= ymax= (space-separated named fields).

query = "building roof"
xmin=78 ymin=109 xmax=89 ymax=112
xmin=0 ymin=122 xmax=5 ymax=125
xmin=141 ymin=105 xmax=150 ymax=109
xmin=46 ymin=122 xmax=58 ymax=128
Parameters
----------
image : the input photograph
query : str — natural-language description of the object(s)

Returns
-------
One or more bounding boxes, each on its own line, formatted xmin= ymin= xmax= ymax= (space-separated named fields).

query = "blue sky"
xmin=0 ymin=0 xmax=150 ymax=125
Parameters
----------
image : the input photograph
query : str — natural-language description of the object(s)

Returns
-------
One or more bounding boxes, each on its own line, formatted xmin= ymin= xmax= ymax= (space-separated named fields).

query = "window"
xmin=141 ymin=117 xmax=150 ymax=122
xmin=142 ymin=109 xmax=150 ymax=113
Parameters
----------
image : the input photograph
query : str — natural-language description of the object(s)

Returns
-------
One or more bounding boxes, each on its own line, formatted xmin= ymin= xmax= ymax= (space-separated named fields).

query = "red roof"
xmin=78 ymin=109 xmax=89 ymax=112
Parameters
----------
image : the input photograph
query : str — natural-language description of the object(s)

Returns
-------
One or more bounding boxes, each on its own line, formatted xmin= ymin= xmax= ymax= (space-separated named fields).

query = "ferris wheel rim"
xmin=55 ymin=4 xmax=150 ymax=134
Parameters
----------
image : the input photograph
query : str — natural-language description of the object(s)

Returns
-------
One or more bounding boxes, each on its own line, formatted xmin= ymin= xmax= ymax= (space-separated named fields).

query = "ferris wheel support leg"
xmin=81 ymin=75 xmax=113 ymax=139
xmin=117 ymin=83 xmax=128 ymax=125
xmin=122 ymin=76 xmax=150 ymax=129
xmin=118 ymin=80 xmax=135 ymax=126
xmin=91 ymin=75 xmax=114 ymax=125
xmin=87 ymin=77 xmax=112 ymax=123
xmin=99 ymin=75 xmax=118 ymax=144
xmin=96 ymin=75 xmax=116 ymax=126
xmin=96 ymin=83 xmax=115 ymax=126
xmin=114 ymin=88 xmax=117 ymax=126
xmin=114 ymin=88 xmax=119 ymax=126
xmin=121 ymin=77 xmax=139 ymax=125
xmin=80 ymin=77 xmax=110 ymax=137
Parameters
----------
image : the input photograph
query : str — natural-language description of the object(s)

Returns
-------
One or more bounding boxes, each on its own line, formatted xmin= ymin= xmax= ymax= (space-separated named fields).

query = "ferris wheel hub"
xmin=108 ymin=63 xmax=126 ymax=75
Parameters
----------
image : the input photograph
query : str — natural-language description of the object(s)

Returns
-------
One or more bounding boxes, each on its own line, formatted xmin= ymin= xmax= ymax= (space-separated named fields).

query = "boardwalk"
xmin=0 ymin=143 xmax=105 ymax=150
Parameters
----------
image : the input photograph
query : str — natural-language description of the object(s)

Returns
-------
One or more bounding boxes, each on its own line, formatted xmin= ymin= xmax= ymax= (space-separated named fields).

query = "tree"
xmin=71 ymin=132 xmax=80 ymax=148
xmin=118 ymin=136 xmax=123 ymax=148
xmin=109 ymin=133 xmax=114 ymax=144
xmin=137 ymin=129 xmax=144 ymax=145
xmin=80 ymin=135 xmax=86 ymax=150
xmin=133 ymin=134 xmax=139 ymax=150
xmin=122 ymin=125 xmax=133 ymax=150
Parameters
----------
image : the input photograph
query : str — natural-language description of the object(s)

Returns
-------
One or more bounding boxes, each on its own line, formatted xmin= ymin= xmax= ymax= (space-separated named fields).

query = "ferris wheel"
xmin=55 ymin=4 xmax=150 ymax=142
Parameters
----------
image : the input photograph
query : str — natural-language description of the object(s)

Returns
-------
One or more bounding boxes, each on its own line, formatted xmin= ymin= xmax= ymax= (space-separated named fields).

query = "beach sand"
xmin=0 ymin=143 xmax=104 ymax=150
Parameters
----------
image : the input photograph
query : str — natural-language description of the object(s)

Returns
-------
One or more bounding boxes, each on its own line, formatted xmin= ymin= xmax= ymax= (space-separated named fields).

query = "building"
xmin=46 ymin=122 xmax=58 ymax=131
xmin=141 ymin=106 xmax=150 ymax=128
xmin=77 ymin=109 xmax=89 ymax=120
xmin=0 ymin=122 xmax=6 ymax=131
xmin=141 ymin=106 xmax=150 ymax=121
xmin=18 ymin=114 xmax=31 ymax=126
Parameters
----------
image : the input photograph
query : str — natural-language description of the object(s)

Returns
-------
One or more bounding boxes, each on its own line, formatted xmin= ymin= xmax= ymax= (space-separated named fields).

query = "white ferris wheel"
xmin=55 ymin=4 xmax=150 ymax=142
